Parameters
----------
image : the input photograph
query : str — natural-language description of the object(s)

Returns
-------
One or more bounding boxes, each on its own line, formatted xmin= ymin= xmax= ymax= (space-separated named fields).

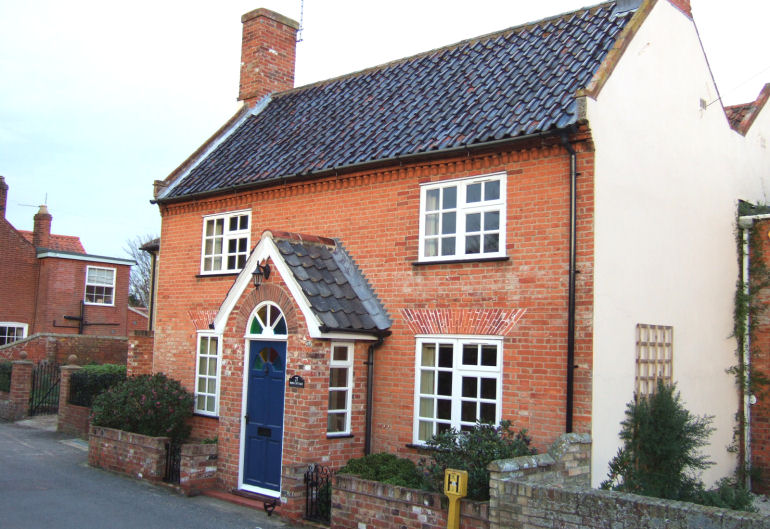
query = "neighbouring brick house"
xmin=148 ymin=0 xmax=770 ymax=516
xmin=0 ymin=176 xmax=142 ymax=364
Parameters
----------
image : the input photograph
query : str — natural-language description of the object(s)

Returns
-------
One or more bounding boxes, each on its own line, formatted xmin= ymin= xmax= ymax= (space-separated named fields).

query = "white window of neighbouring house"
xmin=418 ymin=172 xmax=506 ymax=262
xmin=0 ymin=323 xmax=27 ymax=345
xmin=328 ymin=342 xmax=354 ymax=436
xmin=413 ymin=336 xmax=502 ymax=443
xmin=635 ymin=324 xmax=673 ymax=397
xmin=195 ymin=334 xmax=220 ymax=416
xmin=201 ymin=210 xmax=250 ymax=274
xmin=84 ymin=266 xmax=115 ymax=305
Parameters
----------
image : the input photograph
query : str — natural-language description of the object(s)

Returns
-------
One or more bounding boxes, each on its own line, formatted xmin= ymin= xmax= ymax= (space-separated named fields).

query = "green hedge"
xmin=68 ymin=364 xmax=126 ymax=407
xmin=0 ymin=362 xmax=11 ymax=392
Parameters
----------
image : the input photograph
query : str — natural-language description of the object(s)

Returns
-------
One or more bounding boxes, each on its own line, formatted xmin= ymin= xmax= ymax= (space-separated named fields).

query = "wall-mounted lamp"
xmin=253 ymin=261 xmax=271 ymax=288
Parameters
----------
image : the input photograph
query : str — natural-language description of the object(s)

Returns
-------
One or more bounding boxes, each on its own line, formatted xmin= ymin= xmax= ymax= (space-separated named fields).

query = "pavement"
xmin=0 ymin=416 xmax=299 ymax=529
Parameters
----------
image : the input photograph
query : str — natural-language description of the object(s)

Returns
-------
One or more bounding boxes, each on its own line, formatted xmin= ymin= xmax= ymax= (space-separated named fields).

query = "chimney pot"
xmin=0 ymin=176 xmax=7 ymax=219
xmin=33 ymin=204 xmax=52 ymax=248
xmin=238 ymin=8 xmax=299 ymax=106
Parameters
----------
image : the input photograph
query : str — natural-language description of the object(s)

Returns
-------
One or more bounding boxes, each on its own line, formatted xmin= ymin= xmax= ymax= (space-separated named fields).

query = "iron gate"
xmin=164 ymin=442 xmax=182 ymax=483
xmin=29 ymin=361 xmax=60 ymax=416
xmin=304 ymin=463 xmax=333 ymax=524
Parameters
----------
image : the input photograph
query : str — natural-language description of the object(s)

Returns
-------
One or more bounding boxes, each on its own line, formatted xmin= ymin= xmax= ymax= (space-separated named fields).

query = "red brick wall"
xmin=154 ymin=135 xmax=595 ymax=503
xmin=127 ymin=332 xmax=154 ymax=376
xmin=0 ymin=333 xmax=127 ymax=365
xmin=0 ymin=218 xmax=37 ymax=327
xmin=180 ymin=442 xmax=218 ymax=495
xmin=751 ymin=219 xmax=770 ymax=493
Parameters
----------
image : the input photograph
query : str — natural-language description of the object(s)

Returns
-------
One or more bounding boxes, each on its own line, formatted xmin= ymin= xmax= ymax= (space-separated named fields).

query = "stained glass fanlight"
xmin=248 ymin=302 xmax=287 ymax=336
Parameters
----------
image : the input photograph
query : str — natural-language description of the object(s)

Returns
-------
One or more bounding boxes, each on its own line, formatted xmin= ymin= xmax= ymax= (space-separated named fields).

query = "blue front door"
xmin=243 ymin=340 xmax=286 ymax=492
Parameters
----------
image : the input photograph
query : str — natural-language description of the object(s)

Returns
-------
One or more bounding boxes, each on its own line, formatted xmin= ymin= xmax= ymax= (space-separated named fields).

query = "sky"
xmin=1 ymin=0 xmax=768 ymax=259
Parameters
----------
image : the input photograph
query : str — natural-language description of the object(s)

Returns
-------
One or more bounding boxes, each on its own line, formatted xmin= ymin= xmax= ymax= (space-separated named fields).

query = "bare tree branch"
xmin=123 ymin=234 xmax=157 ymax=308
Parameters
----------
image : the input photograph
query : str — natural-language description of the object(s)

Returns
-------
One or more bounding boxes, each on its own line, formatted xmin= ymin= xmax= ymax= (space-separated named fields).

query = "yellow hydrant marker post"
xmin=444 ymin=468 xmax=468 ymax=529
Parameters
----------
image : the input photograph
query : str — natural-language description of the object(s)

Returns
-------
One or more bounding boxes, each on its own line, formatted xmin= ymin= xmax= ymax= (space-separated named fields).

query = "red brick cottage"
xmin=0 ymin=176 xmax=140 ymax=363
xmin=149 ymin=0 xmax=770 ymax=515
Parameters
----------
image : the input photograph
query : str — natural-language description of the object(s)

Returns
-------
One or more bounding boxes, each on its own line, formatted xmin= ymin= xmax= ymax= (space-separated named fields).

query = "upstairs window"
xmin=0 ymin=323 xmax=27 ymax=345
xmin=85 ymin=266 xmax=115 ymax=305
xmin=419 ymin=173 xmax=506 ymax=262
xmin=201 ymin=211 xmax=250 ymax=274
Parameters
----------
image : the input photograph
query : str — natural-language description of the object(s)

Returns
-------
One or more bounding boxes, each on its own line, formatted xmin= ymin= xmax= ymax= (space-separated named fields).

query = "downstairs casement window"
xmin=200 ymin=210 xmax=250 ymax=274
xmin=328 ymin=342 xmax=354 ymax=436
xmin=413 ymin=336 xmax=502 ymax=444
xmin=418 ymin=172 xmax=506 ymax=262
xmin=195 ymin=334 xmax=220 ymax=416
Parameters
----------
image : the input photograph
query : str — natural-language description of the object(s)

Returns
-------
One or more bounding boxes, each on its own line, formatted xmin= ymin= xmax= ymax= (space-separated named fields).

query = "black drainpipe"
xmin=364 ymin=335 xmax=386 ymax=455
xmin=561 ymin=133 xmax=577 ymax=434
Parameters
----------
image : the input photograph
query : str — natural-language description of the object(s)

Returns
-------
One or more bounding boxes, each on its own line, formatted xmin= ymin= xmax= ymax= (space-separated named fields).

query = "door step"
xmin=201 ymin=488 xmax=279 ymax=516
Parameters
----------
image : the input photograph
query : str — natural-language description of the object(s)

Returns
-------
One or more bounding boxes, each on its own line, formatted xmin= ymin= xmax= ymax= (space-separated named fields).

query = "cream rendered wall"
xmin=586 ymin=0 xmax=770 ymax=487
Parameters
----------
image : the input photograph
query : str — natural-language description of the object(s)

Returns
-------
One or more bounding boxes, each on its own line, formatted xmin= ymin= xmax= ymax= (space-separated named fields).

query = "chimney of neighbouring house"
xmin=0 ymin=176 xmax=7 ymax=219
xmin=238 ymin=8 xmax=299 ymax=107
xmin=33 ymin=204 xmax=52 ymax=248
xmin=668 ymin=0 xmax=692 ymax=17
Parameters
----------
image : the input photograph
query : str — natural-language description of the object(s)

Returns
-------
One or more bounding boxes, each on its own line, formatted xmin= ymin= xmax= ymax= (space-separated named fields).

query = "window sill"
xmin=196 ymin=272 xmax=240 ymax=278
xmin=193 ymin=412 xmax=219 ymax=419
xmin=412 ymin=256 xmax=510 ymax=267
xmin=327 ymin=433 xmax=354 ymax=440
xmin=405 ymin=443 xmax=433 ymax=450
xmin=84 ymin=302 xmax=115 ymax=307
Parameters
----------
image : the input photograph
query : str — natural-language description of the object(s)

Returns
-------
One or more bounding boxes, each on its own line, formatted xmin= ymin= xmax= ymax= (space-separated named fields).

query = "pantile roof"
xmin=271 ymin=231 xmax=391 ymax=334
xmin=20 ymin=231 xmax=86 ymax=253
xmin=162 ymin=1 xmax=635 ymax=201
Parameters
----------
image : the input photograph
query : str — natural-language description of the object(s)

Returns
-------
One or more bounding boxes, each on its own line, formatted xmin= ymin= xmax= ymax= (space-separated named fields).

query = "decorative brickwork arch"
xmin=233 ymin=283 xmax=299 ymax=336
xmin=400 ymin=307 xmax=526 ymax=336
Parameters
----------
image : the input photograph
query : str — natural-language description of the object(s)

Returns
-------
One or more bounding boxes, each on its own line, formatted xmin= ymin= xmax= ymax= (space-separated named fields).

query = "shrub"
xmin=695 ymin=478 xmax=756 ymax=512
xmin=69 ymin=364 xmax=126 ymax=407
xmin=340 ymin=453 xmax=426 ymax=489
xmin=601 ymin=381 xmax=714 ymax=501
xmin=0 ymin=362 xmax=11 ymax=392
xmin=91 ymin=373 xmax=194 ymax=443
xmin=420 ymin=421 xmax=536 ymax=500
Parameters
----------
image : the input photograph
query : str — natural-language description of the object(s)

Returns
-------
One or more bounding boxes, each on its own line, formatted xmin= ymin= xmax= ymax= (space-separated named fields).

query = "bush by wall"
xmin=90 ymin=373 xmax=194 ymax=443
xmin=340 ymin=453 xmax=426 ymax=489
xmin=420 ymin=421 xmax=535 ymax=500
xmin=68 ymin=364 xmax=126 ymax=407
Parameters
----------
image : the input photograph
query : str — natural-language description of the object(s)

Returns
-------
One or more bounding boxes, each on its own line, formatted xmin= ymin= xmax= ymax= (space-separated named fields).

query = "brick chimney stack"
xmin=238 ymin=8 xmax=299 ymax=107
xmin=0 ymin=176 xmax=7 ymax=219
xmin=33 ymin=205 xmax=52 ymax=248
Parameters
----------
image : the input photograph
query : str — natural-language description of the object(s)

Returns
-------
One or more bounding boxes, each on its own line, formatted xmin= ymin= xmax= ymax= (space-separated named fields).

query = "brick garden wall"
xmin=57 ymin=364 xmax=90 ymax=437
xmin=0 ymin=333 xmax=128 ymax=365
xmin=89 ymin=426 xmax=169 ymax=482
xmin=0 ymin=359 xmax=33 ymax=421
xmin=127 ymin=331 xmax=154 ymax=376
xmin=332 ymin=476 xmax=489 ymax=529
xmin=180 ymin=442 xmax=218 ymax=495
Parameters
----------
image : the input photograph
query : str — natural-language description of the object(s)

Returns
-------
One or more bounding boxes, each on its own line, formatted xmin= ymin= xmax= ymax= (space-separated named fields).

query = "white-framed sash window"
xmin=84 ymin=266 xmax=116 ymax=305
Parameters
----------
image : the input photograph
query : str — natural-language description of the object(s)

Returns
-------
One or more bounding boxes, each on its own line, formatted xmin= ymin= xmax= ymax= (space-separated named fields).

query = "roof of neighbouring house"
xmin=19 ymin=231 xmax=86 ymax=253
xmin=725 ymin=84 xmax=770 ymax=136
xmin=271 ymin=231 xmax=391 ymax=334
xmin=160 ymin=1 xmax=637 ymax=202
